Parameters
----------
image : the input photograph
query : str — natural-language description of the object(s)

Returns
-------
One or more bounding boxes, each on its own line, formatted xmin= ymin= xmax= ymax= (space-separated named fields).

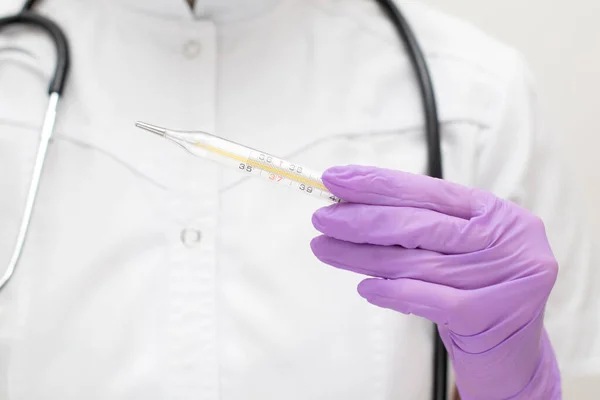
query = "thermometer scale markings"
xmin=194 ymin=141 xmax=329 ymax=192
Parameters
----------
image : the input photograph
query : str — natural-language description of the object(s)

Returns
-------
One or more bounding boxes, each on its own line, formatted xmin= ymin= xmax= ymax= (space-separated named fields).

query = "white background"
xmin=421 ymin=1 xmax=600 ymax=397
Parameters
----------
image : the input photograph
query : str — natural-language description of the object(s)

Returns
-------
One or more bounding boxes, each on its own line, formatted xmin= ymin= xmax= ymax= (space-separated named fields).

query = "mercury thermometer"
xmin=135 ymin=122 xmax=341 ymax=203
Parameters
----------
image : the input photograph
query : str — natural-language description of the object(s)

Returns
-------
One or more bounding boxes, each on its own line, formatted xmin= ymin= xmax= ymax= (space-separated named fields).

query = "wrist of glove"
xmin=448 ymin=318 xmax=561 ymax=399
xmin=310 ymin=165 xmax=562 ymax=399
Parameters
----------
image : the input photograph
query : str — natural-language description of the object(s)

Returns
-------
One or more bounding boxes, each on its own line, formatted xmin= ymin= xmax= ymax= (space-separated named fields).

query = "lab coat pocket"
xmin=288 ymin=128 xmax=428 ymax=174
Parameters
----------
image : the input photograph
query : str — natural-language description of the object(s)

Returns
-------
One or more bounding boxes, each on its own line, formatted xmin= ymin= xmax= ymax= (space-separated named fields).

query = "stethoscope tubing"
xmin=0 ymin=11 xmax=69 ymax=95
xmin=0 ymin=8 xmax=69 ymax=290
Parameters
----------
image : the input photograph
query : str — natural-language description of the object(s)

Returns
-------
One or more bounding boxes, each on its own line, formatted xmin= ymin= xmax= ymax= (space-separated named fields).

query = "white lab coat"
xmin=0 ymin=0 xmax=598 ymax=399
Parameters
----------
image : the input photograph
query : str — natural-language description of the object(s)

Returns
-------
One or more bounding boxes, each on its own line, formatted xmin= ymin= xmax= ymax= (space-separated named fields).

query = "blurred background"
xmin=422 ymin=1 xmax=600 ymax=397
xmin=422 ymin=0 xmax=600 ymax=220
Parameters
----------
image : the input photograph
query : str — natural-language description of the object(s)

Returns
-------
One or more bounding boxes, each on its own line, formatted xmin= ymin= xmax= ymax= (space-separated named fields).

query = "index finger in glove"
xmin=323 ymin=165 xmax=492 ymax=220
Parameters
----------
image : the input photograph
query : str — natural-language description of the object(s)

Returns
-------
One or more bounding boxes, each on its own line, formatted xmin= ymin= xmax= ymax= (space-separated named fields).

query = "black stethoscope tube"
xmin=2 ymin=1 xmax=446 ymax=399
xmin=0 ymin=8 xmax=69 ymax=95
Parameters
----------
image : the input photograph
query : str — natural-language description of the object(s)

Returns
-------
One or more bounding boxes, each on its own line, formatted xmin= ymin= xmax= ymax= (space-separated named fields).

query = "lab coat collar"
xmin=121 ymin=0 xmax=284 ymax=23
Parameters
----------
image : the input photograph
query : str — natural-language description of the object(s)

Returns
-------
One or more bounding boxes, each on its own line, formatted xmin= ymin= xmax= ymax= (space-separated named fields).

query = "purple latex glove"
xmin=311 ymin=166 xmax=562 ymax=400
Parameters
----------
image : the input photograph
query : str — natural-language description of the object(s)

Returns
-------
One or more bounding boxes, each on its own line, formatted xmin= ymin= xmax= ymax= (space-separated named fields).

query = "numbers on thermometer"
xmin=239 ymin=163 xmax=253 ymax=173
xmin=257 ymin=153 xmax=304 ymax=175
xmin=269 ymin=173 xmax=283 ymax=182
xmin=258 ymin=153 xmax=273 ymax=164
xmin=242 ymin=153 xmax=339 ymax=202
xmin=288 ymin=164 xmax=303 ymax=174
xmin=299 ymin=183 xmax=313 ymax=194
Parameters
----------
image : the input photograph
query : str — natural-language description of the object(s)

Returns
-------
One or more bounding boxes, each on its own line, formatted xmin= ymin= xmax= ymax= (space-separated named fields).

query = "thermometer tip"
xmin=135 ymin=121 xmax=167 ymax=137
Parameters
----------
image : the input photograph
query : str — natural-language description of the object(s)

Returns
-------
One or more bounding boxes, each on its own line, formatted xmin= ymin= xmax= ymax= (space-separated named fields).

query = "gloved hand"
xmin=310 ymin=165 xmax=562 ymax=400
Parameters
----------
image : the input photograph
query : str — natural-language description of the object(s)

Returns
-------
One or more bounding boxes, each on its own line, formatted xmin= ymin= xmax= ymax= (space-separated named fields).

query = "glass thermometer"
xmin=135 ymin=122 xmax=341 ymax=203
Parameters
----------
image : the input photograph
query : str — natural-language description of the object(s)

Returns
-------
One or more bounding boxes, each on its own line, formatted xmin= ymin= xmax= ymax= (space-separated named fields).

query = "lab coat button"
xmin=180 ymin=228 xmax=202 ymax=247
xmin=183 ymin=40 xmax=201 ymax=59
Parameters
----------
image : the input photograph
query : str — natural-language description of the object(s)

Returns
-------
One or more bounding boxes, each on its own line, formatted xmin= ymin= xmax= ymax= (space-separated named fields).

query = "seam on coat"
xmin=304 ymin=0 xmax=519 ymax=82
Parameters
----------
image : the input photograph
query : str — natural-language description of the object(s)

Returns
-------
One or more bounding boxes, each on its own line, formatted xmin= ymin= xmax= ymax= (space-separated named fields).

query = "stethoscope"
xmin=0 ymin=1 xmax=447 ymax=399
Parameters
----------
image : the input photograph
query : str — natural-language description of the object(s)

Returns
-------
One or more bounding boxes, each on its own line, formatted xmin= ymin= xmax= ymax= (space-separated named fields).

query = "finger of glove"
xmin=312 ymin=203 xmax=488 ymax=253
xmin=322 ymin=165 xmax=488 ymax=220
xmin=357 ymin=278 xmax=458 ymax=326
xmin=311 ymin=235 xmax=487 ymax=288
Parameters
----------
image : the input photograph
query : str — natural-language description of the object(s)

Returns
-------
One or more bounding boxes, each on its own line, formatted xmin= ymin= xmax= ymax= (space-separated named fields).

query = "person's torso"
xmin=0 ymin=1 xmax=512 ymax=399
